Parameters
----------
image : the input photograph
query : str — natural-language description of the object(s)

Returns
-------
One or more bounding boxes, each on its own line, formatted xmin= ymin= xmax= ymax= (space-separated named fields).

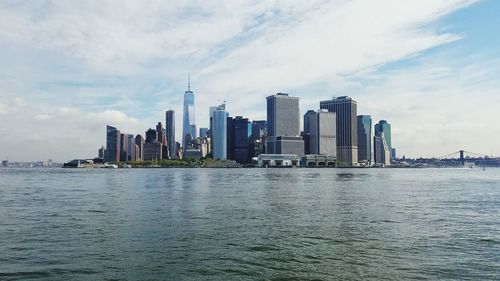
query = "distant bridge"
xmin=437 ymin=150 xmax=498 ymax=166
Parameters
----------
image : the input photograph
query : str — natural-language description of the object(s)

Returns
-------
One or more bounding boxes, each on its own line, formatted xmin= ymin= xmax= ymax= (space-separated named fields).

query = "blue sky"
xmin=0 ymin=0 xmax=499 ymax=161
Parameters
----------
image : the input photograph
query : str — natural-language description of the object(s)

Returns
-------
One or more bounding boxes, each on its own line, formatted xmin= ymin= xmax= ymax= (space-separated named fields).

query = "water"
xmin=0 ymin=168 xmax=499 ymax=280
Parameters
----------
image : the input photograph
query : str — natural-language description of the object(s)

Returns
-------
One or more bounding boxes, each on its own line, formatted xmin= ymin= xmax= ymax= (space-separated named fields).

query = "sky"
xmin=0 ymin=0 xmax=499 ymax=162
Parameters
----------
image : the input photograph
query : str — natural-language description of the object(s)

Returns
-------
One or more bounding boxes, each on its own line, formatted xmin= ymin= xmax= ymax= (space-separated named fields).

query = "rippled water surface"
xmin=0 ymin=168 xmax=499 ymax=280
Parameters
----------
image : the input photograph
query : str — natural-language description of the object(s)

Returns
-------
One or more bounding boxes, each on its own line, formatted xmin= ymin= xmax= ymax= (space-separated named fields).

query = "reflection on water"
xmin=0 ymin=168 xmax=499 ymax=280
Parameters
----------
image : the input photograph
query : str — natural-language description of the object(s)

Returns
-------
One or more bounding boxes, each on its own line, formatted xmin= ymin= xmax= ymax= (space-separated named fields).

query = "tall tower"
xmin=182 ymin=74 xmax=195 ymax=149
xmin=212 ymin=103 xmax=228 ymax=160
xmin=266 ymin=93 xmax=304 ymax=156
xmin=357 ymin=115 xmax=372 ymax=163
xmin=375 ymin=120 xmax=392 ymax=159
xmin=105 ymin=125 xmax=121 ymax=162
xmin=166 ymin=110 xmax=176 ymax=159
xmin=320 ymin=96 xmax=358 ymax=165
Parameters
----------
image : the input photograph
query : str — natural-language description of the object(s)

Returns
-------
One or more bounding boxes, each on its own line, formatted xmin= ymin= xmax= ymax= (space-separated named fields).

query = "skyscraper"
xmin=212 ymin=104 xmax=228 ymax=160
xmin=375 ymin=120 xmax=392 ymax=159
xmin=145 ymin=128 xmax=158 ymax=144
xmin=166 ymin=110 xmax=176 ymax=159
xmin=135 ymin=134 xmax=144 ymax=161
xmin=233 ymin=116 xmax=251 ymax=163
xmin=320 ymin=96 xmax=358 ymax=165
xmin=357 ymin=115 xmax=372 ymax=163
xmin=303 ymin=110 xmax=336 ymax=156
xmin=182 ymin=75 xmax=195 ymax=149
xmin=199 ymin=127 xmax=208 ymax=139
xmin=266 ymin=93 xmax=304 ymax=156
xmin=226 ymin=116 xmax=234 ymax=160
xmin=374 ymin=132 xmax=390 ymax=165
xmin=127 ymin=134 xmax=137 ymax=161
xmin=105 ymin=126 xmax=120 ymax=162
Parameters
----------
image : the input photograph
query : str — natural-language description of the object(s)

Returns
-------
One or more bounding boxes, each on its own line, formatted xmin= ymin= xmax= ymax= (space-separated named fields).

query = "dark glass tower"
xmin=105 ymin=125 xmax=120 ymax=162
xmin=166 ymin=110 xmax=176 ymax=159
xmin=233 ymin=116 xmax=250 ymax=163
xmin=357 ymin=115 xmax=372 ymax=163
xmin=375 ymin=120 xmax=392 ymax=159
xmin=320 ymin=96 xmax=358 ymax=165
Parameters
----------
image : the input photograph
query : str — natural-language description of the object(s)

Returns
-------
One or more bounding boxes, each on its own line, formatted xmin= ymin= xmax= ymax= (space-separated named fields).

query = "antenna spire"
xmin=188 ymin=73 xmax=191 ymax=92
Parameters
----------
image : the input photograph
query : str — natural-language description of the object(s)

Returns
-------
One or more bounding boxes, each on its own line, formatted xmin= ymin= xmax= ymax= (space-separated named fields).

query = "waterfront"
xmin=0 ymin=168 xmax=499 ymax=280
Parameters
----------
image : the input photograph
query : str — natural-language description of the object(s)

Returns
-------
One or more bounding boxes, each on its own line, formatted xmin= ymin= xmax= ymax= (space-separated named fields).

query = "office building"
xmin=127 ymin=134 xmax=137 ymax=161
xmin=212 ymin=104 xmax=229 ymax=160
xmin=226 ymin=117 xmax=234 ymax=160
xmin=303 ymin=110 xmax=336 ymax=156
xmin=266 ymin=93 xmax=304 ymax=156
xmin=374 ymin=133 xmax=390 ymax=165
xmin=233 ymin=116 xmax=251 ymax=163
xmin=166 ymin=110 xmax=176 ymax=159
xmin=199 ymin=127 xmax=208 ymax=139
xmin=251 ymin=120 xmax=267 ymax=141
xmin=105 ymin=125 xmax=121 ymax=162
xmin=320 ymin=96 xmax=358 ymax=165
xmin=375 ymin=120 xmax=392 ymax=159
xmin=143 ymin=143 xmax=162 ymax=161
xmin=145 ymin=128 xmax=158 ymax=144
xmin=182 ymin=76 xmax=196 ymax=149
xmin=357 ymin=115 xmax=372 ymax=163
xmin=98 ymin=145 xmax=105 ymax=160
xmin=135 ymin=135 xmax=144 ymax=161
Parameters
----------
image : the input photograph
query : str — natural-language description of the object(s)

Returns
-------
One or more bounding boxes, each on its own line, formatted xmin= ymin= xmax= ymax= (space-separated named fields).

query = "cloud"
xmin=0 ymin=0 xmax=496 ymax=161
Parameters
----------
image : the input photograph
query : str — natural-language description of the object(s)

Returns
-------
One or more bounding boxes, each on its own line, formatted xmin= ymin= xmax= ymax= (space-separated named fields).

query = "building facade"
xmin=374 ymin=132 xmax=390 ymax=165
xmin=105 ymin=126 xmax=121 ymax=162
xmin=233 ymin=116 xmax=251 ymax=163
xmin=266 ymin=93 xmax=304 ymax=156
xmin=303 ymin=110 xmax=336 ymax=156
xmin=320 ymin=96 xmax=358 ymax=165
xmin=182 ymin=78 xmax=196 ymax=149
xmin=375 ymin=120 xmax=392 ymax=160
xmin=357 ymin=115 xmax=372 ymax=163
xmin=212 ymin=104 xmax=229 ymax=160
xmin=135 ymin=134 xmax=144 ymax=161
xmin=166 ymin=110 xmax=176 ymax=159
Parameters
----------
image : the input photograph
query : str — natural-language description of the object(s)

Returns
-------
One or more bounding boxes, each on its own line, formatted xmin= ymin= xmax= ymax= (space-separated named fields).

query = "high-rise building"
xmin=120 ymin=133 xmax=129 ymax=162
xmin=266 ymin=93 xmax=304 ymax=156
xmin=199 ymin=128 xmax=208 ymax=139
xmin=251 ymin=120 xmax=267 ymax=141
xmin=182 ymin=76 xmax=196 ymax=149
xmin=127 ymin=134 xmax=137 ymax=161
xmin=375 ymin=120 xmax=392 ymax=159
xmin=374 ymin=132 xmax=390 ymax=165
xmin=105 ymin=126 xmax=121 ymax=162
xmin=135 ymin=135 xmax=144 ymax=161
xmin=233 ymin=116 xmax=251 ymax=163
xmin=98 ymin=145 xmax=105 ymax=160
xmin=320 ymin=96 xmax=358 ymax=165
xmin=145 ymin=128 xmax=158 ymax=144
xmin=303 ymin=110 xmax=336 ymax=156
xmin=226 ymin=117 xmax=235 ymax=160
xmin=166 ymin=110 xmax=176 ymax=159
xmin=156 ymin=122 xmax=166 ymax=145
xmin=212 ymin=104 xmax=228 ymax=160
xmin=357 ymin=115 xmax=372 ymax=163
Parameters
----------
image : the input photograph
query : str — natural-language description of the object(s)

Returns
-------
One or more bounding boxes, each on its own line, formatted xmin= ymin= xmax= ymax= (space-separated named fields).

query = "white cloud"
xmin=1 ymin=0 xmax=496 ymax=161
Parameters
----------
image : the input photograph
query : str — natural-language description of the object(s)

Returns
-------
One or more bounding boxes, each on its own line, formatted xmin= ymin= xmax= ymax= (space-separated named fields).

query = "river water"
xmin=0 ymin=168 xmax=499 ymax=280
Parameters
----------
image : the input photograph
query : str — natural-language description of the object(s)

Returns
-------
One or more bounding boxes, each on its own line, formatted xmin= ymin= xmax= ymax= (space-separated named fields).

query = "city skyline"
xmin=1 ymin=1 xmax=499 ymax=161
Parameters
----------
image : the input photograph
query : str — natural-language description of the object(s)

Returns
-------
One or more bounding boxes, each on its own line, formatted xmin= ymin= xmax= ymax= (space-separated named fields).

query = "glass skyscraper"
xmin=320 ymin=96 xmax=358 ymax=165
xmin=166 ymin=110 xmax=176 ymax=159
xmin=375 ymin=120 xmax=392 ymax=159
xmin=303 ymin=110 xmax=336 ymax=156
xmin=105 ymin=125 xmax=120 ymax=162
xmin=212 ymin=104 xmax=228 ymax=160
xmin=357 ymin=115 xmax=372 ymax=163
xmin=182 ymin=77 xmax=195 ymax=149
